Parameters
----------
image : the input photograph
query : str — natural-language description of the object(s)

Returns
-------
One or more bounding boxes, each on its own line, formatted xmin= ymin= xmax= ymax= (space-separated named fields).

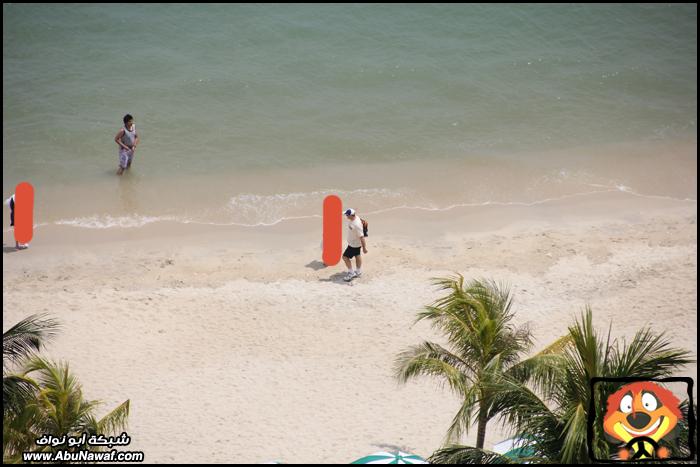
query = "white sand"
xmin=2 ymin=191 xmax=697 ymax=463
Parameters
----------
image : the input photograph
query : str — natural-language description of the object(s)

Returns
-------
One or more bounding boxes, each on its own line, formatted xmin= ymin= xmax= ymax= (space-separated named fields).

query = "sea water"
xmin=3 ymin=4 xmax=697 ymax=228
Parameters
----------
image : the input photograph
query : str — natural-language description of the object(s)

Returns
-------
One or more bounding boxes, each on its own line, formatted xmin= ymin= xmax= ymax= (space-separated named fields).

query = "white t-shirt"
xmin=347 ymin=217 xmax=364 ymax=248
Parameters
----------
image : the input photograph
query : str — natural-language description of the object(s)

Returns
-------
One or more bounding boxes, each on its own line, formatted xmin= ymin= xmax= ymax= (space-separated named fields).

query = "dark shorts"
xmin=343 ymin=246 xmax=362 ymax=258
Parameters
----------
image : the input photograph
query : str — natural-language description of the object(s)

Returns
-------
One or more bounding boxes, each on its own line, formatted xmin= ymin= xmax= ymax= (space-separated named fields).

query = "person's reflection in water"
xmin=118 ymin=171 xmax=141 ymax=219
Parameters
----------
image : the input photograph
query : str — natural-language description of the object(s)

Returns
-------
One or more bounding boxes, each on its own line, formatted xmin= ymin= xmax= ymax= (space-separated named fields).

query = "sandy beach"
xmin=3 ymin=188 xmax=696 ymax=463
xmin=3 ymin=4 xmax=697 ymax=464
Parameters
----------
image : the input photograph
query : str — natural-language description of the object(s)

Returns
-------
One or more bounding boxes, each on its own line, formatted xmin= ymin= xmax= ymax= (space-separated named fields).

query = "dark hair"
xmin=123 ymin=114 xmax=134 ymax=125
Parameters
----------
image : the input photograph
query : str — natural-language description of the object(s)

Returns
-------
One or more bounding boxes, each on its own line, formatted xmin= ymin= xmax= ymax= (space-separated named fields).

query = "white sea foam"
xmin=54 ymin=215 xmax=182 ymax=229
xmin=34 ymin=186 xmax=696 ymax=230
xmin=226 ymin=188 xmax=406 ymax=225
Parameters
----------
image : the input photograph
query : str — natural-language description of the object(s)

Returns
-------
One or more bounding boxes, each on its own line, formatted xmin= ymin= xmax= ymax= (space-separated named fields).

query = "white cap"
xmin=344 ymin=208 xmax=355 ymax=216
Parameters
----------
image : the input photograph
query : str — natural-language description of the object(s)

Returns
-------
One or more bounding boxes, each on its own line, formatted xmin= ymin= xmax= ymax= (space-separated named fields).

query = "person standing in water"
xmin=115 ymin=114 xmax=139 ymax=175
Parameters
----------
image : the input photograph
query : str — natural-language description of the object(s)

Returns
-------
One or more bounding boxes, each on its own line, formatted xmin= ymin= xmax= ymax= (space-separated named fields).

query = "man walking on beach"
xmin=342 ymin=208 xmax=367 ymax=281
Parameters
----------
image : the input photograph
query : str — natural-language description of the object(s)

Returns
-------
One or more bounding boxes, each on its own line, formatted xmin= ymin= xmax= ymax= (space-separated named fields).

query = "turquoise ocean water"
xmin=3 ymin=4 xmax=697 ymax=228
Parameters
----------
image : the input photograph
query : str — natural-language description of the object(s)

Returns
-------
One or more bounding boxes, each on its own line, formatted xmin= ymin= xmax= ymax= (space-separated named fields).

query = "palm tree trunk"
xmin=476 ymin=405 xmax=488 ymax=449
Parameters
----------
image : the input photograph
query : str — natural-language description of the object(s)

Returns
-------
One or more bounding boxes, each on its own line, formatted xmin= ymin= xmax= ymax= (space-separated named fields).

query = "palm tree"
xmin=3 ymin=357 xmax=130 ymax=463
xmin=3 ymin=316 xmax=130 ymax=463
xmin=394 ymin=276 xmax=558 ymax=449
xmin=430 ymin=307 xmax=694 ymax=463
xmin=3 ymin=314 xmax=60 ymax=414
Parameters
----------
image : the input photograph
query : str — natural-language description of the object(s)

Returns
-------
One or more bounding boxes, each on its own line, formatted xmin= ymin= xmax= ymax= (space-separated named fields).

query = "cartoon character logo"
xmin=603 ymin=381 xmax=682 ymax=460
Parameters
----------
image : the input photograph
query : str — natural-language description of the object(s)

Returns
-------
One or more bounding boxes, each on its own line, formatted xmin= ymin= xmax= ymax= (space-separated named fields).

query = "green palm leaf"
xmin=428 ymin=445 xmax=516 ymax=464
xmin=3 ymin=314 xmax=60 ymax=369
xmin=96 ymin=399 xmax=130 ymax=435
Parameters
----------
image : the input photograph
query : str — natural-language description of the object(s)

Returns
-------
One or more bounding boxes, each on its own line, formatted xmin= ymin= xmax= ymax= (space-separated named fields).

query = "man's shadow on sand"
xmin=306 ymin=260 xmax=353 ymax=285
xmin=3 ymin=244 xmax=19 ymax=254
xmin=318 ymin=271 xmax=352 ymax=285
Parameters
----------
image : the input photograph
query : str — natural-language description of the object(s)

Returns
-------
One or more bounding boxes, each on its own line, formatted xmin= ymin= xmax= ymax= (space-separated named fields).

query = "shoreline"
xmin=3 ymin=137 xmax=697 ymax=232
xmin=3 ymin=186 xmax=695 ymax=249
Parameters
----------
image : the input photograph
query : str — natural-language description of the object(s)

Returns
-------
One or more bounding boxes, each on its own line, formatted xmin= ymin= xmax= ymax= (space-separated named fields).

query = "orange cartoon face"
xmin=603 ymin=382 xmax=681 ymax=458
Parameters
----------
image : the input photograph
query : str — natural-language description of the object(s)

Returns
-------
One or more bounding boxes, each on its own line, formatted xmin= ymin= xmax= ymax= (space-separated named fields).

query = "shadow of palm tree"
xmin=371 ymin=443 xmax=412 ymax=452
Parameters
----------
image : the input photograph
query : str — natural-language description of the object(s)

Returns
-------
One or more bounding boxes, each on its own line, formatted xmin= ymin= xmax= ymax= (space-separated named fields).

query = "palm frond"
xmin=559 ymin=403 xmax=588 ymax=464
xmin=505 ymin=335 xmax=571 ymax=391
xmin=96 ymin=399 xmax=130 ymax=435
xmin=445 ymin=386 xmax=480 ymax=443
xmin=22 ymin=357 xmax=99 ymax=435
xmin=610 ymin=327 xmax=694 ymax=378
xmin=3 ymin=315 xmax=60 ymax=369
xmin=394 ymin=341 xmax=471 ymax=395
xmin=3 ymin=374 xmax=39 ymax=415
xmin=428 ymin=444 xmax=516 ymax=464
xmin=485 ymin=376 xmax=555 ymax=429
